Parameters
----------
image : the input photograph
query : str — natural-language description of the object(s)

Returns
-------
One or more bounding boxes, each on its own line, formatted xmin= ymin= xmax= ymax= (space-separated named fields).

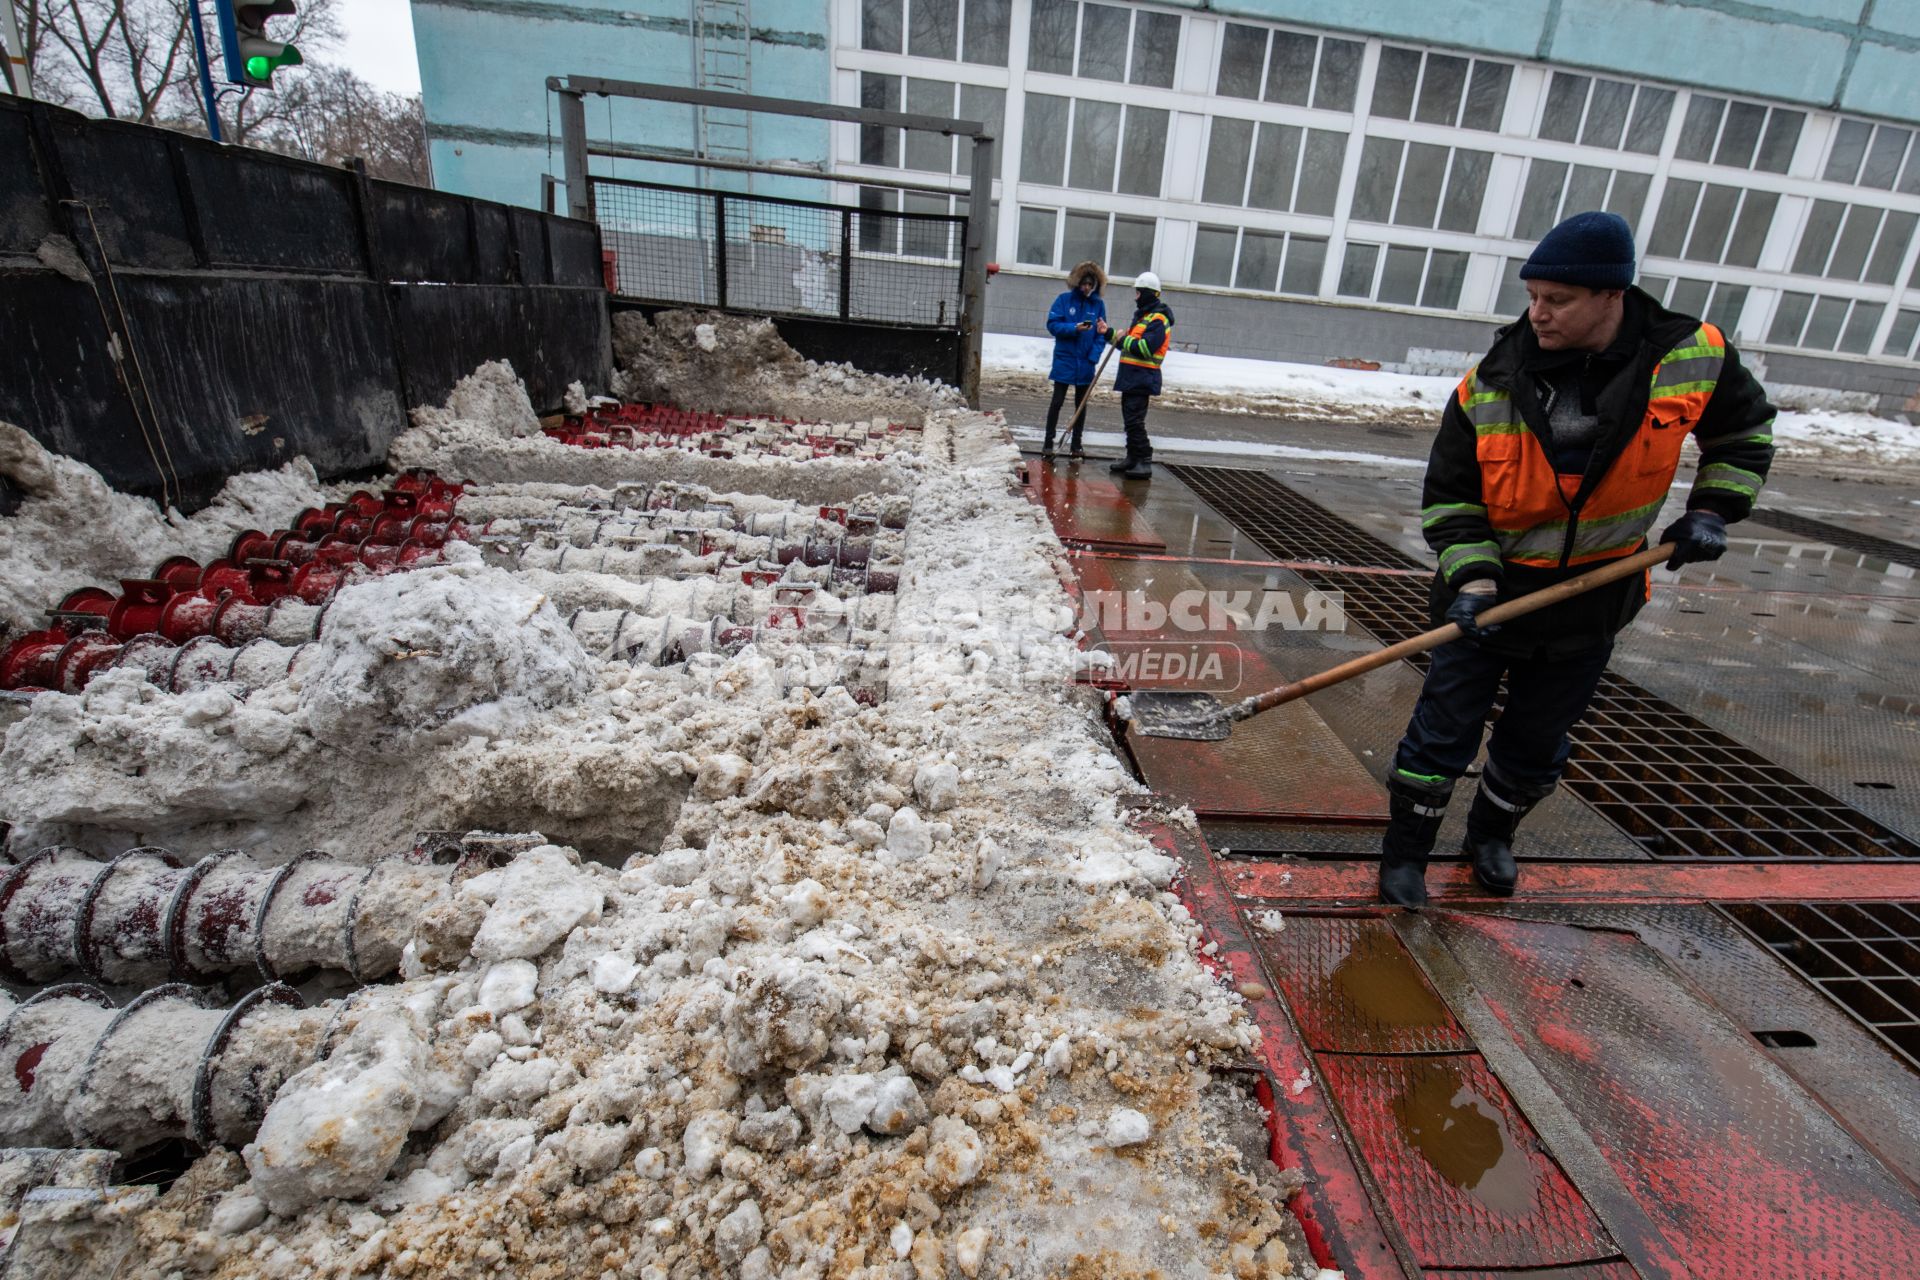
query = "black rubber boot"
xmin=1121 ymin=459 xmax=1153 ymax=480
xmin=1380 ymin=773 xmax=1454 ymax=908
xmin=1462 ymin=769 xmax=1553 ymax=896
xmin=1108 ymin=455 xmax=1133 ymax=473
xmin=1040 ymin=426 xmax=1057 ymax=460
xmin=1068 ymin=426 xmax=1085 ymax=459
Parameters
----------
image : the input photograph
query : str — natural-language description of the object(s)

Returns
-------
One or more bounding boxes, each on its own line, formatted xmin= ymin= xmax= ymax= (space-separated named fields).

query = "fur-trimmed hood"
xmin=1065 ymin=260 xmax=1107 ymax=293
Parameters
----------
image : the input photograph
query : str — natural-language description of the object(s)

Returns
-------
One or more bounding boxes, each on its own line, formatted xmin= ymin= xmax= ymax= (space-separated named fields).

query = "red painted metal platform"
xmin=1023 ymin=460 xmax=1167 ymax=549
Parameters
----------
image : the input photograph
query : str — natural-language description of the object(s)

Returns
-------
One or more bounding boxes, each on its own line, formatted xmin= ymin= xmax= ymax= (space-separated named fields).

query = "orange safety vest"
xmin=1118 ymin=310 xmax=1173 ymax=370
xmin=1454 ymin=322 xmax=1725 ymax=572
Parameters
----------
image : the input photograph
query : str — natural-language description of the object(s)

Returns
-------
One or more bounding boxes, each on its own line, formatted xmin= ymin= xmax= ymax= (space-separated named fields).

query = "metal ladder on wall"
xmin=693 ymin=0 xmax=753 ymax=190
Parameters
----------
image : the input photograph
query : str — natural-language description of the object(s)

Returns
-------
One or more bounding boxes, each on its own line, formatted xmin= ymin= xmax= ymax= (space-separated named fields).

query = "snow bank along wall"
xmin=0 ymin=100 xmax=612 ymax=513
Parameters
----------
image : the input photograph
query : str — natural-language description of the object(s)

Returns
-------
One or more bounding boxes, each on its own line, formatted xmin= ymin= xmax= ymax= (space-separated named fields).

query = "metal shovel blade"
xmin=1126 ymin=690 xmax=1233 ymax=741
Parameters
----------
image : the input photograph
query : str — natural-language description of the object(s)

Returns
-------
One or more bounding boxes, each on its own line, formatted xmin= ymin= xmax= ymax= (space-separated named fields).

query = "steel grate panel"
xmin=1436 ymin=913 xmax=1920 ymax=1276
xmin=1745 ymin=508 xmax=1920 ymax=571
xmin=1723 ymin=901 xmax=1920 ymax=1070
xmin=1257 ymin=915 xmax=1472 ymax=1054
xmin=1153 ymin=471 xmax=1920 ymax=861
xmin=1166 ymin=464 xmax=1427 ymax=571
xmin=1317 ymin=1052 xmax=1620 ymax=1270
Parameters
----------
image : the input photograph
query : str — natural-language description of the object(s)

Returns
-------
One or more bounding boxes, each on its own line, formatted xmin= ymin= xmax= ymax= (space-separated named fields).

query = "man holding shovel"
xmin=1380 ymin=211 xmax=1776 ymax=906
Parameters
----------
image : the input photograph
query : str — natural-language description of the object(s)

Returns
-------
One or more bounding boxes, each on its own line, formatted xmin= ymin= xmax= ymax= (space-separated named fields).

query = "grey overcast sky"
xmin=332 ymin=0 xmax=423 ymax=95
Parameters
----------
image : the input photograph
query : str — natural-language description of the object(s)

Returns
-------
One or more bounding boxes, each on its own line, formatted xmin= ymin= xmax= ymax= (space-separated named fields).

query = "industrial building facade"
xmin=412 ymin=0 xmax=1920 ymax=396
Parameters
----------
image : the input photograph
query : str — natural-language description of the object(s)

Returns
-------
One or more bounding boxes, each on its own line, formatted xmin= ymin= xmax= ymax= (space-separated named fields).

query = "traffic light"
xmin=212 ymin=0 xmax=304 ymax=88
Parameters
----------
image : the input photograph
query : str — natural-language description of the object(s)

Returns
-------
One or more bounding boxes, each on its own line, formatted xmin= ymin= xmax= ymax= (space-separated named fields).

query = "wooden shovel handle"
xmin=1226 ymin=542 xmax=1675 ymax=723
xmin=1061 ymin=342 xmax=1118 ymax=438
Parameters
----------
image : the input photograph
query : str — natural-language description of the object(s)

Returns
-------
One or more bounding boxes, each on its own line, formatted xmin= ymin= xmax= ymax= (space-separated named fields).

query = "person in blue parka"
xmin=1041 ymin=260 xmax=1108 ymax=460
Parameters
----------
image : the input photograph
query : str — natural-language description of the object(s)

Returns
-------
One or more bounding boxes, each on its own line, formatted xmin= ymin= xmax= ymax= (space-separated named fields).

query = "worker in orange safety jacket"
xmin=1381 ymin=210 xmax=1777 ymax=906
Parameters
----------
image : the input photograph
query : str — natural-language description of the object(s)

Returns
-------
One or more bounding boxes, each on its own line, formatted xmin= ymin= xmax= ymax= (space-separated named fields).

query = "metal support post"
xmin=185 ymin=0 xmax=222 ymax=141
xmin=713 ymin=194 xmax=729 ymax=310
xmin=3 ymin=0 xmax=32 ymax=97
xmin=838 ymin=208 xmax=854 ymax=321
xmin=557 ymin=88 xmax=591 ymax=221
xmin=958 ymin=134 xmax=995 ymax=409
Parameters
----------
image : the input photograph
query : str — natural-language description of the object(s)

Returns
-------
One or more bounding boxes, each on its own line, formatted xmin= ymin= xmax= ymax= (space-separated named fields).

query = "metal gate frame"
xmin=548 ymin=74 xmax=995 ymax=406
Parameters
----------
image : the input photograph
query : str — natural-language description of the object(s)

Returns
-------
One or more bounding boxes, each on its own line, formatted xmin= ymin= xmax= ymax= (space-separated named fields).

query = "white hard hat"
xmin=1134 ymin=271 xmax=1161 ymax=292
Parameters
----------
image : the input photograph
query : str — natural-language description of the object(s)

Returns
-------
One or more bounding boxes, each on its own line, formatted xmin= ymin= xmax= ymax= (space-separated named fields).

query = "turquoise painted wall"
xmin=412 ymin=0 xmax=831 ymax=210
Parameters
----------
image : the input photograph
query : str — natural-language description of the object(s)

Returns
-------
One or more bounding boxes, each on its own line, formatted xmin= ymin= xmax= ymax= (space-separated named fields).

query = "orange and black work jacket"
xmin=1108 ymin=294 xmax=1175 ymax=395
xmin=1421 ymin=288 xmax=1775 ymax=658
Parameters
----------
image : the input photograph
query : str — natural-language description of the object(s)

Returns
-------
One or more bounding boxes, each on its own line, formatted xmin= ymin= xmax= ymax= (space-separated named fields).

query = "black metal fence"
xmin=591 ymin=177 xmax=966 ymax=329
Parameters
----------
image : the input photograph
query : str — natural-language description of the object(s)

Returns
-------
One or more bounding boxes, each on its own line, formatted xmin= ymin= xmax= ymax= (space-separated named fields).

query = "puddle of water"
xmin=1331 ymin=925 xmax=1455 ymax=1033
xmin=1391 ymin=1060 xmax=1539 ymax=1217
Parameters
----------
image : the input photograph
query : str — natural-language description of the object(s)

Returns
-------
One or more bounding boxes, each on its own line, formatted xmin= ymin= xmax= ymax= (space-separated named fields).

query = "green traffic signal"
xmin=244 ymin=42 xmax=302 ymax=84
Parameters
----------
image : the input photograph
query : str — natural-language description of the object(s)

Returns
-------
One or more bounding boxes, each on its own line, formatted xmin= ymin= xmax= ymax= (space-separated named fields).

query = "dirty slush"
xmin=0 ymin=313 xmax=1314 ymax=1279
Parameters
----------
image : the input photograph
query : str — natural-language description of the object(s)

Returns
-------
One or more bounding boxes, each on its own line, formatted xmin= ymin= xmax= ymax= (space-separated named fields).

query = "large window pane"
xmin=1110 ymin=215 xmax=1155 ymax=277
xmin=1581 ymin=79 xmax=1633 ymax=149
xmin=858 ymin=187 xmax=898 ymax=253
xmin=1265 ymin=31 xmax=1314 ymax=107
xmin=1755 ymin=109 xmax=1802 ymax=173
xmin=1130 ymin=11 xmax=1179 ymax=87
xmin=1235 ymin=230 xmax=1284 ymax=290
xmin=1862 ymin=126 xmax=1910 ymax=189
xmin=1715 ymin=101 xmax=1765 ymax=169
xmin=1069 ymin=99 xmax=1121 ymax=191
xmin=1709 ymin=283 xmax=1748 ymax=329
xmin=1247 ymin=123 xmax=1301 ymax=211
xmin=1117 ymin=106 xmax=1169 ymax=197
xmin=1201 ymin=118 xmax=1254 ymax=205
xmin=1638 ymin=274 xmax=1672 ymax=304
xmin=1351 ymin=136 xmax=1402 ymax=224
xmin=1422 ymin=249 xmax=1469 ymax=310
xmin=1564 ymin=164 xmax=1610 ymax=217
xmin=1865 ymin=210 xmax=1917 ymax=285
xmin=1060 ymin=211 xmax=1108 ymax=271
xmin=1315 ymin=39 xmax=1363 ymax=112
xmin=909 ymin=0 xmax=958 ymax=59
xmin=1607 ymin=171 xmax=1652 ymax=226
xmin=1378 ymin=245 xmax=1425 ymax=305
xmin=1539 ymin=73 xmax=1588 ymax=142
xmin=1827 ymin=205 xmax=1880 ymax=280
xmin=1724 ymin=190 xmax=1776 ymax=268
xmin=1515 ymin=160 xmax=1568 ymax=240
xmin=862 ymin=0 xmax=902 ymax=52
xmin=1439 ymin=149 xmax=1491 ymax=233
xmin=1294 ymin=129 xmax=1346 ymax=216
xmin=1624 ymin=88 xmax=1674 ymax=154
xmin=1684 ymin=184 xmax=1739 ymax=262
xmin=1647 ymin=180 xmax=1701 ymax=258
xmin=1217 ymin=24 xmax=1266 ymax=99
xmin=956 ymin=86 xmax=1005 ymax=174
xmin=1824 ymin=119 xmax=1871 ymax=184
xmin=1803 ymin=295 xmax=1849 ymax=350
xmin=1016 ymin=207 xmax=1057 ymax=266
xmin=902 ymin=193 xmax=951 ymax=259
xmin=1191 ymin=225 xmax=1237 ymax=286
xmin=1416 ymin=54 xmax=1468 ymax=127
xmin=1282 ymin=236 xmax=1327 ymax=295
xmin=1027 ymin=0 xmax=1077 ymax=75
xmin=905 ymin=79 xmax=954 ymax=172
xmin=1338 ymin=243 xmax=1380 ymax=297
xmin=1668 ymin=278 xmax=1710 ymax=317
xmin=1495 ymin=258 xmax=1530 ymax=315
xmin=1675 ymin=95 xmax=1723 ymax=163
xmin=1839 ymin=302 xmax=1882 ymax=354
xmin=1077 ymin=3 xmax=1128 ymax=81
xmin=1792 ymin=200 xmax=1845 ymax=275
xmin=1020 ymin=93 xmax=1069 ymax=184
xmin=1768 ymin=291 xmax=1813 ymax=345
xmin=1461 ymin=61 xmax=1511 ymax=132
xmin=962 ymin=0 xmax=1010 ymax=64
xmin=1371 ymin=47 xmax=1420 ymax=121
xmin=1397 ymin=143 xmax=1447 ymax=228
xmin=1901 ymin=147 xmax=1920 ymax=196
xmin=860 ymin=73 xmax=901 ymax=167
xmin=1885 ymin=308 xmax=1920 ymax=359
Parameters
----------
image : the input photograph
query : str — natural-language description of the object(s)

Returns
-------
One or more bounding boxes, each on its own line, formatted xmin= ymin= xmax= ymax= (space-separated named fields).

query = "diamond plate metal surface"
xmin=1025 ymin=463 xmax=1167 ymax=549
xmin=1256 ymin=915 xmax=1472 ymax=1054
xmin=1436 ymin=913 xmax=1920 ymax=1276
xmin=1317 ymin=1052 xmax=1620 ymax=1270
xmin=1423 ymin=1263 xmax=1640 ymax=1280
xmin=1745 ymin=507 xmax=1920 ymax=571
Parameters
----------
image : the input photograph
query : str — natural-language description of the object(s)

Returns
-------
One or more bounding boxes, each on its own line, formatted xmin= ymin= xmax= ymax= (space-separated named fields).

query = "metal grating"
xmin=1723 ymin=901 xmax=1920 ymax=1071
xmin=1168 ymin=465 xmax=1920 ymax=861
xmin=1167 ymin=464 xmax=1426 ymax=571
xmin=1744 ymin=508 xmax=1920 ymax=571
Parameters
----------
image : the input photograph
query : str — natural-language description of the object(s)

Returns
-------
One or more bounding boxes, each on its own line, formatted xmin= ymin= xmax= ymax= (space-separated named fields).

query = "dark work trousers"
xmin=1391 ymin=637 xmax=1612 ymax=792
xmin=1120 ymin=389 xmax=1154 ymax=461
xmin=1044 ymin=380 xmax=1091 ymax=444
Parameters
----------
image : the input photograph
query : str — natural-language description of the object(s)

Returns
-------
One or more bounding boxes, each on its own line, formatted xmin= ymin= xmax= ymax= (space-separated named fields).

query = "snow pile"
xmin=297 ymin=557 xmax=593 ymax=753
xmin=0 ymin=422 xmax=333 ymax=633
xmin=406 ymin=360 xmax=542 ymax=439
xmin=1773 ymin=408 xmax=1920 ymax=471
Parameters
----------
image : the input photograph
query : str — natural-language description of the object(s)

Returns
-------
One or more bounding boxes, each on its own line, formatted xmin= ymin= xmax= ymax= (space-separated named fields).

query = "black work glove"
xmin=1659 ymin=509 xmax=1728 ymax=569
xmin=1446 ymin=580 xmax=1501 ymax=640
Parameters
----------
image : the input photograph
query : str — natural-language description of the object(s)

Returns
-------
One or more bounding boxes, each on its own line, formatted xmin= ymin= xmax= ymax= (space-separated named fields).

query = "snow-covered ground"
xmin=984 ymin=332 xmax=1920 ymax=474
xmin=0 ymin=322 xmax=1318 ymax=1279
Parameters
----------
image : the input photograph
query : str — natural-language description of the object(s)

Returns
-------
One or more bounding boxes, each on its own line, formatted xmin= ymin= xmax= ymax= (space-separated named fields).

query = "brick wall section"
xmin=985 ymin=271 xmax=1920 ymax=415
